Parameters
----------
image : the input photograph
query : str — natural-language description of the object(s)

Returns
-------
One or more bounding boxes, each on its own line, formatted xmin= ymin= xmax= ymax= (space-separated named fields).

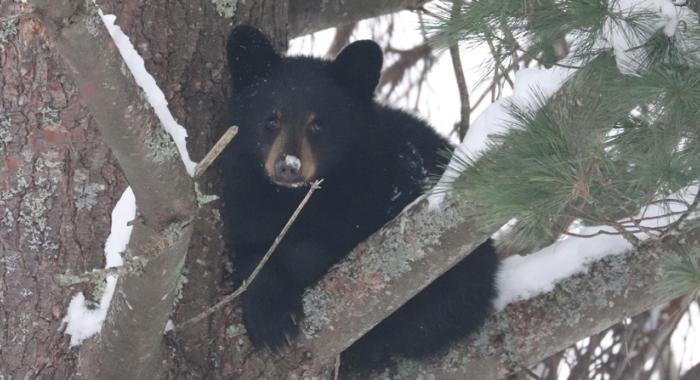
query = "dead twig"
xmin=449 ymin=42 xmax=470 ymax=141
xmin=659 ymin=189 xmax=700 ymax=239
xmin=333 ymin=354 xmax=341 ymax=380
xmin=55 ymin=256 xmax=149 ymax=286
xmin=326 ymin=23 xmax=357 ymax=58
xmin=193 ymin=126 xmax=238 ymax=178
xmin=378 ymin=43 xmax=433 ymax=97
xmin=175 ymin=179 xmax=324 ymax=331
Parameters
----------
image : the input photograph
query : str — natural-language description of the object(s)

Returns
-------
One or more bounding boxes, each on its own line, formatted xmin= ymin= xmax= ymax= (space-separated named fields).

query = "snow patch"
xmin=604 ymin=0 xmax=692 ymax=75
xmin=284 ymin=155 xmax=301 ymax=171
xmin=62 ymin=187 xmax=136 ymax=346
xmin=428 ymin=66 xmax=576 ymax=209
xmin=495 ymin=228 xmax=632 ymax=310
xmin=496 ymin=185 xmax=699 ymax=309
xmin=99 ymin=12 xmax=197 ymax=176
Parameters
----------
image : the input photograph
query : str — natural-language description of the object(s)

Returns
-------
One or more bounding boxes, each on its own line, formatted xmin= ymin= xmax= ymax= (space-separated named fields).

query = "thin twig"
xmin=326 ymin=22 xmax=357 ymax=58
xmin=55 ymin=256 xmax=149 ymax=286
xmin=333 ymin=354 xmax=341 ymax=380
xmin=484 ymin=34 xmax=515 ymax=87
xmin=518 ymin=363 xmax=545 ymax=380
xmin=659 ymin=190 xmax=700 ymax=239
xmin=175 ymin=179 xmax=324 ymax=331
xmin=193 ymin=126 xmax=238 ymax=178
xmin=490 ymin=33 xmax=582 ymax=70
xmin=449 ymin=41 xmax=470 ymax=142
xmin=564 ymin=229 xmax=644 ymax=239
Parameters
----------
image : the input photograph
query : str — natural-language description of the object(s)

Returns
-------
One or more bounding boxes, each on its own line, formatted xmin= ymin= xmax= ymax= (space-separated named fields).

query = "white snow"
xmin=495 ymin=228 xmax=632 ymax=310
xmin=62 ymin=187 xmax=136 ymax=346
xmin=604 ymin=0 xmax=692 ymax=75
xmin=496 ymin=184 xmax=699 ymax=309
xmin=284 ymin=155 xmax=302 ymax=170
xmin=99 ymin=12 xmax=197 ymax=176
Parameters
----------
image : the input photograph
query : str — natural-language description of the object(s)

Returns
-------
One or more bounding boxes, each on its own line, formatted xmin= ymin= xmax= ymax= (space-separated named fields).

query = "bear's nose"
xmin=273 ymin=156 xmax=303 ymax=185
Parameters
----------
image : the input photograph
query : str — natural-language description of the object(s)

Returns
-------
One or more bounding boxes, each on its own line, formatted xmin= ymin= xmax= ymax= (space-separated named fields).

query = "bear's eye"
xmin=265 ymin=115 xmax=280 ymax=131
xmin=309 ymin=119 xmax=322 ymax=135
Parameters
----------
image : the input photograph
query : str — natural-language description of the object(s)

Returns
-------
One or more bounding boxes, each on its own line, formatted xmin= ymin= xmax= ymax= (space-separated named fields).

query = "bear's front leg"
xmin=241 ymin=262 xmax=303 ymax=352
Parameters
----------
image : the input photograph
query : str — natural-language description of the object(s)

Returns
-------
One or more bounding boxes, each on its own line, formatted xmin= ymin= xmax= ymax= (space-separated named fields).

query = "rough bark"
xmin=1 ymin=2 xmax=126 ymax=378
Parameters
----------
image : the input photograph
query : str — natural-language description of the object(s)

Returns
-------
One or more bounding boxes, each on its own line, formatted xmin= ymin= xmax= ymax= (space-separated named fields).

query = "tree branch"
xmin=232 ymin=197 xmax=492 ymax=377
xmin=193 ymin=126 xmax=238 ymax=178
xmin=288 ymin=0 xmax=429 ymax=38
xmin=449 ymin=42 xmax=470 ymax=142
xmin=354 ymin=226 xmax=700 ymax=379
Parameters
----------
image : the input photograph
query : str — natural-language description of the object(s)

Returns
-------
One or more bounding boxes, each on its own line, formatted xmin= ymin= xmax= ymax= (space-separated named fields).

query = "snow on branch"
xmin=99 ymin=11 xmax=196 ymax=175
xmin=29 ymin=0 xmax=196 ymax=226
xmin=355 ymin=225 xmax=700 ymax=379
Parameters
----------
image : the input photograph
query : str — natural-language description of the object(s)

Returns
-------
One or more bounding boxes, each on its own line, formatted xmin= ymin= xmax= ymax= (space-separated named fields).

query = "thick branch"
xmin=356 ymin=227 xmax=700 ymax=379
xmin=234 ymin=198 xmax=491 ymax=377
xmin=29 ymin=1 xmax=196 ymax=378
xmin=31 ymin=0 xmax=195 ymax=226
xmin=288 ymin=0 xmax=429 ymax=37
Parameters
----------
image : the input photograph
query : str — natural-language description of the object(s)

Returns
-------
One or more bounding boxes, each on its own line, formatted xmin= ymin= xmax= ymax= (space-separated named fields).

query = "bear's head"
xmin=226 ymin=25 xmax=383 ymax=188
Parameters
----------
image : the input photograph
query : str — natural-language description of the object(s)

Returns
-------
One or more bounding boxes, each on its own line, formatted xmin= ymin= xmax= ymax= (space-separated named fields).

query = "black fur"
xmin=221 ymin=25 xmax=499 ymax=367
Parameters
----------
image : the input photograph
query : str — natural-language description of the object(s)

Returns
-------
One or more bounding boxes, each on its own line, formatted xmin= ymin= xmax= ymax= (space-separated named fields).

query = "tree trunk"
xmin=1 ymin=2 xmax=127 ymax=378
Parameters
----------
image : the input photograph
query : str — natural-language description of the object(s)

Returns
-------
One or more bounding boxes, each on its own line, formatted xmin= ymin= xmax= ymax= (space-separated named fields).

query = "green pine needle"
xmin=658 ymin=250 xmax=700 ymax=300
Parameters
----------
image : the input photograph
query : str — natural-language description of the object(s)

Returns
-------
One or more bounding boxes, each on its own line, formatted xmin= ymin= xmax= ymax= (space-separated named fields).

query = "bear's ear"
xmin=227 ymin=25 xmax=282 ymax=88
xmin=331 ymin=40 xmax=383 ymax=100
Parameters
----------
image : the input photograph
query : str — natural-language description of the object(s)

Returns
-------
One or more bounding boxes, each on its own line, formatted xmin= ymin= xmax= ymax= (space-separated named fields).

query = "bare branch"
xmin=289 ymin=0 xmax=429 ymax=38
xmin=378 ymin=43 xmax=433 ymax=97
xmin=326 ymin=23 xmax=357 ymax=58
xmin=194 ymin=126 xmax=238 ymax=178
xmin=449 ymin=42 xmax=470 ymax=141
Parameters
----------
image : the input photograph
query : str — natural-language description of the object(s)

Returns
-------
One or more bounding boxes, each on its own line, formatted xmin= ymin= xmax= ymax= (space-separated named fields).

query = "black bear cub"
xmin=222 ymin=25 xmax=499 ymax=366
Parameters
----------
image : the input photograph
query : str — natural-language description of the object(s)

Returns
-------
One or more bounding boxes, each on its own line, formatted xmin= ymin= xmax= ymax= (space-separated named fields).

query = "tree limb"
xmin=288 ymin=0 xmax=429 ymax=38
xmin=354 ymin=226 xmax=700 ymax=379
xmin=232 ymin=197 xmax=492 ymax=377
